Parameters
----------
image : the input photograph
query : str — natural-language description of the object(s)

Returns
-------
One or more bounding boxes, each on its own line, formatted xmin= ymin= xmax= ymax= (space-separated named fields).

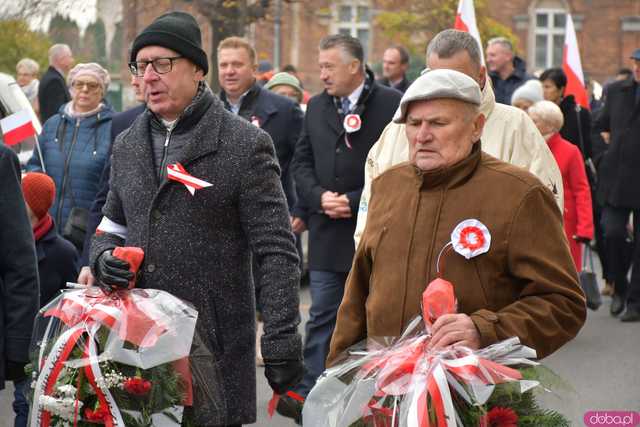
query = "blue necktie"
xmin=341 ymin=97 xmax=351 ymax=115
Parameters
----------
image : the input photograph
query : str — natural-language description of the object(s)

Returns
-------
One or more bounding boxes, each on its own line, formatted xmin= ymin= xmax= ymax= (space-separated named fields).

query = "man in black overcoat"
xmin=216 ymin=36 xmax=306 ymax=362
xmin=89 ymin=12 xmax=303 ymax=426
xmin=593 ymin=48 xmax=640 ymax=322
xmin=37 ymin=44 xmax=73 ymax=123
xmin=217 ymin=36 xmax=304 ymax=235
xmin=377 ymin=45 xmax=412 ymax=93
xmin=281 ymin=34 xmax=401 ymax=421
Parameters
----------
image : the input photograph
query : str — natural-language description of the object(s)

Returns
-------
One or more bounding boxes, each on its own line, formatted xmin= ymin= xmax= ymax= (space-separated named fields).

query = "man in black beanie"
xmin=90 ymin=11 xmax=303 ymax=426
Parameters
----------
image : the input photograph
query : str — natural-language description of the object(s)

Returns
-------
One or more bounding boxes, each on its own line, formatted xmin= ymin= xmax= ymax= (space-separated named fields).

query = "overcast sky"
xmin=1 ymin=0 xmax=97 ymax=32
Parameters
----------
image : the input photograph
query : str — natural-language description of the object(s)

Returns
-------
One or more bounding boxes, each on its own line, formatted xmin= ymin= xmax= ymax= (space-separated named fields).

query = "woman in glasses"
xmin=27 ymin=63 xmax=114 ymax=252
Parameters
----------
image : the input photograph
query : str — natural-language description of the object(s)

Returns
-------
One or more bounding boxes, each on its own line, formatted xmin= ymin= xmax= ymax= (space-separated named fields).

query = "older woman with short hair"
xmin=16 ymin=58 xmax=40 ymax=112
xmin=529 ymin=100 xmax=593 ymax=271
xmin=510 ymin=79 xmax=543 ymax=112
xmin=26 ymin=63 xmax=114 ymax=251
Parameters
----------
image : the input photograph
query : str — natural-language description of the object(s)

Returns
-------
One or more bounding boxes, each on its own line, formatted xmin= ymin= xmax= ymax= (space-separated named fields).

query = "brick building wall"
xmin=117 ymin=0 xmax=639 ymax=102
xmin=250 ymin=0 xmax=400 ymax=93
xmin=119 ymin=0 xmax=402 ymax=95
xmin=487 ymin=0 xmax=640 ymax=82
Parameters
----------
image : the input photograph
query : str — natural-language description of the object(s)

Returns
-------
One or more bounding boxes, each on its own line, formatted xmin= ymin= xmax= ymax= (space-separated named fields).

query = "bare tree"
xmin=188 ymin=0 xmax=297 ymax=90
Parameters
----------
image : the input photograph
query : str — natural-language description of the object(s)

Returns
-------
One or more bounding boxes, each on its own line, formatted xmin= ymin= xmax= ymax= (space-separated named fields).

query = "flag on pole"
xmin=0 ymin=110 xmax=37 ymax=146
xmin=562 ymin=13 xmax=589 ymax=109
xmin=454 ymin=0 xmax=485 ymax=64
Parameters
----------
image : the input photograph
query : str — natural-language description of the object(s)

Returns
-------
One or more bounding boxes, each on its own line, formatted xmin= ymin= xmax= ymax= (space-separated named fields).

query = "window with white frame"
xmin=332 ymin=1 xmax=372 ymax=59
xmin=534 ymin=8 xmax=566 ymax=69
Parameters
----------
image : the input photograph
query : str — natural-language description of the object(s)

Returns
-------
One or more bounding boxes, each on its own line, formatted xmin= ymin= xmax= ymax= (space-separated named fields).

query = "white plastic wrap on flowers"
xmin=302 ymin=280 xmax=544 ymax=427
xmin=28 ymin=287 xmax=226 ymax=427
xmin=51 ymin=288 xmax=198 ymax=370
xmin=303 ymin=323 xmax=539 ymax=427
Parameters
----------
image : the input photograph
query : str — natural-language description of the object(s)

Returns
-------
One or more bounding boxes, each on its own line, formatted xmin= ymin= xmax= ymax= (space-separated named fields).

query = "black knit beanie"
xmin=130 ymin=11 xmax=208 ymax=75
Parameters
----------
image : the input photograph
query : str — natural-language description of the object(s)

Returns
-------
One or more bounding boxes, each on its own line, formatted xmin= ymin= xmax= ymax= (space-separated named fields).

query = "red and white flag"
xmin=454 ymin=0 xmax=484 ymax=64
xmin=0 ymin=110 xmax=36 ymax=146
xmin=562 ymin=14 xmax=589 ymax=109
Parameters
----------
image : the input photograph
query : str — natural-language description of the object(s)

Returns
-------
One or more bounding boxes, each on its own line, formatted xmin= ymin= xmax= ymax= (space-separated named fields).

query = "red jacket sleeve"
xmin=567 ymin=146 xmax=594 ymax=239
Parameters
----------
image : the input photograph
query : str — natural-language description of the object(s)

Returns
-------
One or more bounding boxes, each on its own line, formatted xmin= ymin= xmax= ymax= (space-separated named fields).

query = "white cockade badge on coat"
xmin=343 ymin=113 xmax=362 ymax=133
xmin=451 ymin=219 xmax=491 ymax=259
xmin=167 ymin=162 xmax=212 ymax=196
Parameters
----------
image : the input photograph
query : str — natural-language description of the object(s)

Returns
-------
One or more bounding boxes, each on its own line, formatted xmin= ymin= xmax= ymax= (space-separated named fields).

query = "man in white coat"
xmin=355 ymin=29 xmax=563 ymax=247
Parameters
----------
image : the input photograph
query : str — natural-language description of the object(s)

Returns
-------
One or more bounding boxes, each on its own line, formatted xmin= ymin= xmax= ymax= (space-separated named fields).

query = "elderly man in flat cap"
xmin=90 ymin=11 xmax=302 ymax=426
xmin=327 ymin=69 xmax=586 ymax=365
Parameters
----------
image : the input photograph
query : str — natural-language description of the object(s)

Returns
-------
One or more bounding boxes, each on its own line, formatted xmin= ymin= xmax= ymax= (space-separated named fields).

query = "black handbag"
xmin=57 ymin=119 xmax=89 ymax=252
xmin=580 ymin=244 xmax=602 ymax=311
xmin=62 ymin=206 xmax=89 ymax=251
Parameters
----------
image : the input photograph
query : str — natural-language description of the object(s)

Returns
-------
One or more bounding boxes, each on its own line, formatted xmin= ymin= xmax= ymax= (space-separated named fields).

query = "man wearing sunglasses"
xmin=89 ymin=11 xmax=303 ymax=426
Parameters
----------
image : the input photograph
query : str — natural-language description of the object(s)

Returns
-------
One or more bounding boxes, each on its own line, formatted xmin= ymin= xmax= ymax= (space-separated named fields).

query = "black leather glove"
xmin=95 ymin=250 xmax=133 ymax=293
xmin=264 ymin=359 xmax=304 ymax=395
xmin=5 ymin=360 xmax=27 ymax=382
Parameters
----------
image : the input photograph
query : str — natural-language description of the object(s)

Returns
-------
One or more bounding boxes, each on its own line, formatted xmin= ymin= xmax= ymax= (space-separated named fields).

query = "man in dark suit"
xmin=486 ymin=37 xmax=532 ymax=105
xmin=217 ymin=37 xmax=306 ymax=366
xmin=593 ymin=48 xmax=640 ymax=322
xmin=377 ymin=45 xmax=412 ymax=93
xmin=77 ymin=75 xmax=146 ymax=285
xmin=37 ymin=44 xmax=74 ymax=123
xmin=278 ymin=34 xmax=401 ymax=421
xmin=217 ymin=37 xmax=304 ymax=214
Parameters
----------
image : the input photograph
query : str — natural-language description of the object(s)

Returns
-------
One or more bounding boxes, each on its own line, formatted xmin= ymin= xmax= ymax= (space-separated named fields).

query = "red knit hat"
xmin=22 ymin=172 xmax=56 ymax=220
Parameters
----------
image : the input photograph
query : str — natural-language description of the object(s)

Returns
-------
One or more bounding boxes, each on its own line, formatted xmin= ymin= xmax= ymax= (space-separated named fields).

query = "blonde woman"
xmin=16 ymin=57 xmax=40 ymax=114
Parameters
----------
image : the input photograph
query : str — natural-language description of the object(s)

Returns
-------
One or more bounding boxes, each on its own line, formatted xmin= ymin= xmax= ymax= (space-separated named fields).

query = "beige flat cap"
xmin=393 ymin=68 xmax=481 ymax=123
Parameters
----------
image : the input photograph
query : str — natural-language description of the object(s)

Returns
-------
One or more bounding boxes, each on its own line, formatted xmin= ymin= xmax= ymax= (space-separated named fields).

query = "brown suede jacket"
xmin=328 ymin=143 xmax=586 ymax=365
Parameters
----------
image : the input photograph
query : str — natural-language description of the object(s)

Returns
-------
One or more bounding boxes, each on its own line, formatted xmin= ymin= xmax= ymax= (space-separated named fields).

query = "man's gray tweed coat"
xmin=90 ymin=90 xmax=302 ymax=425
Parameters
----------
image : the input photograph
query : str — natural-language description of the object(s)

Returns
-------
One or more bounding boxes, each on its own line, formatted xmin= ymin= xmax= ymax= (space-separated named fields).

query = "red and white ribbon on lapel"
xmin=167 ymin=162 xmax=212 ymax=196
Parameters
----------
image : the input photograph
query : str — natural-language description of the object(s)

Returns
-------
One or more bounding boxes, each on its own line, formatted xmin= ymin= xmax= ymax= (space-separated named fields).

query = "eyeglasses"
xmin=72 ymin=81 xmax=101 ymax=91
xmin=128 ymin=56 xmax=183 ymax=76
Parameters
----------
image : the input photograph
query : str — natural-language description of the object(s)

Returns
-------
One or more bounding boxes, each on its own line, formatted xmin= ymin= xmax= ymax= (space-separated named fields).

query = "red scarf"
xmin=33 ymin=214 xmax=53 ymax=241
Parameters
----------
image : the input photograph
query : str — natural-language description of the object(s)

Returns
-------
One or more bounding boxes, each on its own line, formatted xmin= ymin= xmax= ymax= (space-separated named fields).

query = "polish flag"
xmin=0 ymin=110 xmax=36 ymax=146
xmin=454 ymin=0 xmax=485 ymax=64
xmin=562 ymin=14 xmax=589 ymax=109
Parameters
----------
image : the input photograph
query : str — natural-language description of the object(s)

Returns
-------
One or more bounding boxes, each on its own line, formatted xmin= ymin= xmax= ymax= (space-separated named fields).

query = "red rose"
xmin=481 ymin=407 xmax=519 ymax=427
xmin=123 ymin=377 xmax=152 ymax=396
xmin=84 ymin=405 xmax=109 ymax=423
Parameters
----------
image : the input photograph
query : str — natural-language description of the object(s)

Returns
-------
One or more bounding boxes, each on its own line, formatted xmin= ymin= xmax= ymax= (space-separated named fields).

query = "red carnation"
xmin=123 ymin=377 xmax=152 ymax=396
xmin=84 ymin=405 xmax=109 ymax=423
xmin=481 ymin=407 xmax=518 ymax=427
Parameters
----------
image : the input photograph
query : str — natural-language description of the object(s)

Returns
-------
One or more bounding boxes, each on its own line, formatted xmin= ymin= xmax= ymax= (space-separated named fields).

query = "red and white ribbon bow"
xmin=167 ymin=162 xmax=212 ymax=196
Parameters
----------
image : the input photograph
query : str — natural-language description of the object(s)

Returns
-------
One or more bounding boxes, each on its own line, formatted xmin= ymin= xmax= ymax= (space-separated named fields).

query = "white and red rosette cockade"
xmin=451 ymin=219 xmax=491 ymax=259
xmin=343 ymin=113 xmax=362 ymax=133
